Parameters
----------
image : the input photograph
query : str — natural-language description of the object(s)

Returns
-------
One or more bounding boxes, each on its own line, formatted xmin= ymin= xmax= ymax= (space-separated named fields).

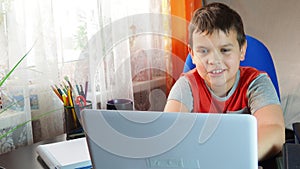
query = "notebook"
xmin=81 ymin=109 xmax=258 ymax=169
xmin=36 ymin=137 xmax=92 ymax=169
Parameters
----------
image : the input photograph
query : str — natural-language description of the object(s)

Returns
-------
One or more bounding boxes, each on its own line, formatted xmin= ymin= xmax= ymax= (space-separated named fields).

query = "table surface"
xmin=0 ymin=133 xmax=297 ymax=169
xmin=0 ymin=134 xmax=66 ymax=169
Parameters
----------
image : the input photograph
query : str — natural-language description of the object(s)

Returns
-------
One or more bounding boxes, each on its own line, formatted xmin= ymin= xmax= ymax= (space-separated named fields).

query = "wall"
xmin=207 ymin=0 xmax=300 ymax=129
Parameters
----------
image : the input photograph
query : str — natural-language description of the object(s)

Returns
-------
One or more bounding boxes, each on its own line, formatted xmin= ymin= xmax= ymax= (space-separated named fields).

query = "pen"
xmin=67 ymin=88 xmax=77 ymax=128
xmin=64 ymin=76 xmax=73 ymax=90
xmin=80 ymin=84 xmax=84 ymax=96
xmin=62 ymin=94 xmax=68 ymax=106
xmin=75 ymin=82 xmax=81 ymax=96
xmin=60 ymin=84 xmax=67 ymax=94
xmin=57 ymin=88 xmax=64 ymax=96
xmin=51 ymin=85 xmax=63 ymax=102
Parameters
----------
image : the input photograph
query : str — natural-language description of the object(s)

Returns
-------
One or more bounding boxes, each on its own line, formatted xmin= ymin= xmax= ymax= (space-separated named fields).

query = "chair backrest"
xmin=183 ymin=35 xmax=280 ymax=100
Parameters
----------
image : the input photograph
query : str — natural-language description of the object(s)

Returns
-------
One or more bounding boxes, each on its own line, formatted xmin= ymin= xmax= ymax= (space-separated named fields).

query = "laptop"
xmin=80 ymin=109 xmax=258 ymax=169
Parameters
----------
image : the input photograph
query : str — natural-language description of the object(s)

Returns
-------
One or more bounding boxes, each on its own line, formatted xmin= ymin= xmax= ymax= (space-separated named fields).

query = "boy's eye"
xmin=198 ymin=48 xmax=208 ymax=54
xmin=221 ymin=48 xmax=231 ymax=53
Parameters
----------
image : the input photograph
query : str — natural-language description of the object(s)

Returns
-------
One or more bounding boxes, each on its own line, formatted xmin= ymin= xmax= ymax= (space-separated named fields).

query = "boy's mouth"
xmin=209 ymin=69 xmax=225 ymax=75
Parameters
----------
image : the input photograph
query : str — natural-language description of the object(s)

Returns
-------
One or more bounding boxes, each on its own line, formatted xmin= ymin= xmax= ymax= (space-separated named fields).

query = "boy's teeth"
xmin=212 ymin=70 xmax=222 ymax=74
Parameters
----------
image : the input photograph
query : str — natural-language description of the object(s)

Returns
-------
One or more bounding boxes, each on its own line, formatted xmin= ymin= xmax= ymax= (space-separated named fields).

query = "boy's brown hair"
xmin=188 ymin=2 xmax=246 ymax=49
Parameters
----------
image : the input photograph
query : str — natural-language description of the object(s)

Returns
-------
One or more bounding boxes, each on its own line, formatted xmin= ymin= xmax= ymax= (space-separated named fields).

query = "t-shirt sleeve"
xmin=167 ymin=76 xmax=193 ymax=112
xmin=247 ymin=74 xmax=281 ymax=114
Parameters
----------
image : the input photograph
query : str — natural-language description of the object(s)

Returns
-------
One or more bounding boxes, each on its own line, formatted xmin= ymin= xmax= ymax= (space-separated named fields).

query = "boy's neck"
xmin=207 ymin=73 xmax=238 ymax=98
xmin=211 ymin=86 xmax=230 ymax=97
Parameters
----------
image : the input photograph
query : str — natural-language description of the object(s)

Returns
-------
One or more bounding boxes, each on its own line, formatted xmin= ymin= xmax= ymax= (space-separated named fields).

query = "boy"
xmin=164 ymin=2 xmax=284 ymax=162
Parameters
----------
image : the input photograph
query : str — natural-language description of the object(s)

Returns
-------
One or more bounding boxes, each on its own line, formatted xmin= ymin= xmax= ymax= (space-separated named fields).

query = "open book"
xmin=36 ymin=137 xmax=91 ymax=169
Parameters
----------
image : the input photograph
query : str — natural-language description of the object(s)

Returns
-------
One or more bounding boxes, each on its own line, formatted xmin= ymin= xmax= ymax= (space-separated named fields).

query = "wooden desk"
xmin=0 ymin=134 xmax=66 ymax=169
xmin=0 ymin=132 xmax=294 ymax=169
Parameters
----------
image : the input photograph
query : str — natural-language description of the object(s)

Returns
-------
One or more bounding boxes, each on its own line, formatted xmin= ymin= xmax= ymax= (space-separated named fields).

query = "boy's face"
xmin=189 ymin=29 xmax=247 ymax=96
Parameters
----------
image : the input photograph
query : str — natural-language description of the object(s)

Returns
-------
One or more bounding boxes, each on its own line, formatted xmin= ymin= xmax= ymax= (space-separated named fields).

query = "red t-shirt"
xmin=185 ymin=67 xmax=264 ymax=113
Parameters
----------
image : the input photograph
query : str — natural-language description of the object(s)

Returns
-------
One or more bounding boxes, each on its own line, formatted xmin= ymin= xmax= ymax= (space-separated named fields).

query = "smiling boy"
xmin=164 ymin=2 xmax=285 ymax=162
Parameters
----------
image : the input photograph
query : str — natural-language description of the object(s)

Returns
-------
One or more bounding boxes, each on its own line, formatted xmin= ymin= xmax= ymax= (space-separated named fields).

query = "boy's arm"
xmin=164 ymin=100 xmax=189 ymax=113
xmin=254 ymin=104 xmax=285 ymax=161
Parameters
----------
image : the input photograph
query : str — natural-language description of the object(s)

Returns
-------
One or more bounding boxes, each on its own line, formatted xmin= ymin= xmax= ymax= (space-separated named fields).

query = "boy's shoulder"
xmin=239 ymin=66 xmax=266 ymax=83
xmin=239 ymin=66 xmax=265 ymax=76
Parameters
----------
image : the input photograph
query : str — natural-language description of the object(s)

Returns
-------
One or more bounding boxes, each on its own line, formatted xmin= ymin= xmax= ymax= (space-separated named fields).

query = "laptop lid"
xmin=81 ymin=109 xmax=258 ymax=169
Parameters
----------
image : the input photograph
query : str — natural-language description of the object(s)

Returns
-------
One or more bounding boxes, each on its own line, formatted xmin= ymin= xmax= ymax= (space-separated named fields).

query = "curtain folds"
xmin=0 ymin=0 xmax=173 ymax=145
xmin=91 ymin=0 xmax=172 ymax=111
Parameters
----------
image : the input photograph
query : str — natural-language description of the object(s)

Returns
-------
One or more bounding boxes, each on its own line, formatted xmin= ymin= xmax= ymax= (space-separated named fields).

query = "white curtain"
xmin=0 ymin=0 xmax=171 ymax=146
xmin=86 ymin=0 xmax=171 ymax=111
xmin=2 ymin=0 xmax=64 ymax=145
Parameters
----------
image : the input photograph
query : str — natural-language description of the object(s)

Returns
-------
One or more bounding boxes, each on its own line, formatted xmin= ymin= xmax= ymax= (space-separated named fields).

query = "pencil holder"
xmin=64 ymin=100 xmax=92 ymax=140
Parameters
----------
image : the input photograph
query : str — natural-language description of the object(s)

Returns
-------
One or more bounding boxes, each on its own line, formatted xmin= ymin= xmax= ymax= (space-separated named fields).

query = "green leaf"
xmin=0 ymin=42 xmax=36 ymax=87
xmin=0 ymin=107 xmax=63 ymax=140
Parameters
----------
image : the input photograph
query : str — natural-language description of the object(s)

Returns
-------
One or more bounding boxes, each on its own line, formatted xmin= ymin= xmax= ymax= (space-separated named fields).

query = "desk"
xmin=0 ymin=133 xmax=298 ymax=169
xmin=0 ymin=134 xmax=66 ymax=169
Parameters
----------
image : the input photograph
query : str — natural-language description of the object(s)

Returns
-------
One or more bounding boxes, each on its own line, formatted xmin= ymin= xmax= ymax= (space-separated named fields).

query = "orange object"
xmin=167 ymin=0 xmax=202 ymax=96
xmin=51 ymin=85 xmax=63 ymax=102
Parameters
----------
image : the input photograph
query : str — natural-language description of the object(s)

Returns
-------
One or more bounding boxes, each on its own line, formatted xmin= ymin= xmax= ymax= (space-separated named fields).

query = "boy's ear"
xmin=188 ymin=45 xmax=196 ymax=64
xmin=240 ymin=41 xmax=247 ymax=61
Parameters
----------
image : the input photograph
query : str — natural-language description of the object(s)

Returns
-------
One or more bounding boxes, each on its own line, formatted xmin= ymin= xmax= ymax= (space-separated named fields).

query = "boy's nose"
xmin=208 ymin=52 xmax=221 ymax=65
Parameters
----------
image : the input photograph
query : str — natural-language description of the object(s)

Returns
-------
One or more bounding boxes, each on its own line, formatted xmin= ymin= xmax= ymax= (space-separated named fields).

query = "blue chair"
xmin=183 ymin=35 xmax=281 ymax=100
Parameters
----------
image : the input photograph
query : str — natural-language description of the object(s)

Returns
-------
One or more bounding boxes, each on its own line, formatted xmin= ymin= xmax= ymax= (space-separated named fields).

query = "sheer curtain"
xmin=3 ymin=0 xmax=63 ymax=145
xmin=0 ymin=0 xmax=172 ymax=147
xmin=88 ymin=0 xmax=171 ymax=111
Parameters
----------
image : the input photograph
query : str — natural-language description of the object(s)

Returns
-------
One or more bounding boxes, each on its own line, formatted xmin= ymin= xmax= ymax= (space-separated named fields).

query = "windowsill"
xmin=93 ymin=76 xmax=166 ymax=106
xmin=132 ymin=76 xmax=166 ymax=93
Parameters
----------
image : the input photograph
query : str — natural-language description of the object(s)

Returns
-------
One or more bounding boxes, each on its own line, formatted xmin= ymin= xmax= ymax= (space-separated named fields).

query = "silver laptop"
xmin=80 ymin=109 xmax=258 ymax=169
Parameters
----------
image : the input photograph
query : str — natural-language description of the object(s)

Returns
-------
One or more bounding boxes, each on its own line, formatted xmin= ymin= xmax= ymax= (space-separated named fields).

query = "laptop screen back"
xmin=81 ymin=109 xmax=258 ymax=169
